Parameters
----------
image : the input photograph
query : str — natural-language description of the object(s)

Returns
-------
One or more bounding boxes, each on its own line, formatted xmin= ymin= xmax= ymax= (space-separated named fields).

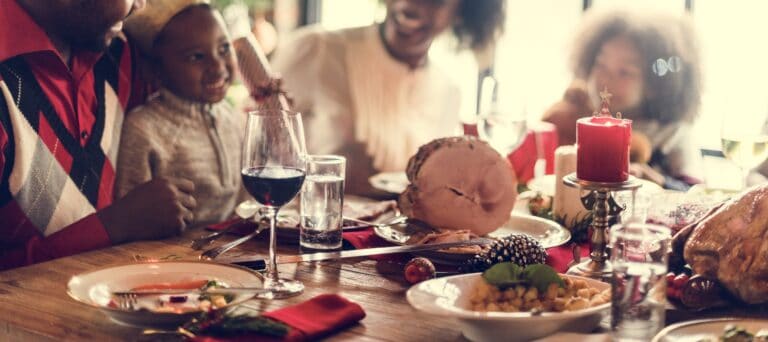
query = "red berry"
xmin=666 ymin=272 xmax=677 ymax=286
xmin=673 ymin=274 xmax=689 ymax=288
xmin=404 ymin=257 xmax=436 ymax=284
xmin=666 ymin=286 xmax=677 ymax=299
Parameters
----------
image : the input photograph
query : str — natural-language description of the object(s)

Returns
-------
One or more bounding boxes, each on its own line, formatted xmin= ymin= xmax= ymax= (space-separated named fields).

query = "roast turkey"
xmin=398 ymin=136 xmax=518 ymax=236
xmin=671 ymin=184 xmax=768 ymax=304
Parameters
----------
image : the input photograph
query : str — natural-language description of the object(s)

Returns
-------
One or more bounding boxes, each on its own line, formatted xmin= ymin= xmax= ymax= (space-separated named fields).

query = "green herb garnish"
xmin=482 ymin=263 xmax=565 ymax=292
xmin=521 ymin=264 xmax=565 ymax=292
xmin=482 ymin=263 xmax=525 ymax=288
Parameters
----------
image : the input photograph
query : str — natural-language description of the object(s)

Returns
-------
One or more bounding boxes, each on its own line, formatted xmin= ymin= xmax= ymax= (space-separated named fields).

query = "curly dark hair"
xmin=453 ymin=0 xmax=506 ymax=50
xmin=570 ymin=8 xmax=702 ymax=124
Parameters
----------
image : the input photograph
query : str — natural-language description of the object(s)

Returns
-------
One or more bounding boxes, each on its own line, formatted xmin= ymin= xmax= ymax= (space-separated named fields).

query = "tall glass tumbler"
xmin=609 ymin=223 xmax=671 ymax=341
xmin=300 ymin=155 xmax=346 ymax=250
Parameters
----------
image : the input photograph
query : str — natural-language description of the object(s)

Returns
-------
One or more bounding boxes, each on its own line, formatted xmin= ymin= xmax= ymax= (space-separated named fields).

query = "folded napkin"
xmin=341 ymin=228 xmax=405 ymax=261
xmin=207 ymin=217 xmax=257 ymax=235
xmin=546 ymin=242 xmax=590 ymax=273
xmin=191 ymin=294 xmax=365 ymax=342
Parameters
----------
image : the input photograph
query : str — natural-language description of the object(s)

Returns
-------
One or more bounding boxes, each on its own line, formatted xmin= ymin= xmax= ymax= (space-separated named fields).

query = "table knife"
xmin=219 ymin=238 xmax=493 ymax=270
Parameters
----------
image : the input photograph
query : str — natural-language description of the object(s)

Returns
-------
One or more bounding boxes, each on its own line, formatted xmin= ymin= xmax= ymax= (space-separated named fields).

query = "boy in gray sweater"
xmin=118 ymin=0 xmax=247 ymax=225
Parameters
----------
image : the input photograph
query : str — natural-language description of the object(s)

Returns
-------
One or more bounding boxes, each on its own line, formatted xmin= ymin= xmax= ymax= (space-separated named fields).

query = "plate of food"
xmin=369 ymin=171 xmax=409 ymax=194
xmin=652 ymin=318 xmax=768 ymax=342
xmin=406 ymin=263 xmax=611 ymax=341
xmin=67 ymin=261 xmax=262 ymax=327
xmin=374 ymin=213 xmax=570 ymax=264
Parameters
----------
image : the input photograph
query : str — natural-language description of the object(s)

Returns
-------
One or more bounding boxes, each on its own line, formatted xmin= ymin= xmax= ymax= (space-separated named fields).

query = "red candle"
xmin=576 ymin=116 xmax=632 ymax=182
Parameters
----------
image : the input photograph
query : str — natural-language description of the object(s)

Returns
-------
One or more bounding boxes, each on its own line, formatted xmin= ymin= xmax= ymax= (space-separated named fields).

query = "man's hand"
xmin=100 ymin=178 xmax=197 ymax=244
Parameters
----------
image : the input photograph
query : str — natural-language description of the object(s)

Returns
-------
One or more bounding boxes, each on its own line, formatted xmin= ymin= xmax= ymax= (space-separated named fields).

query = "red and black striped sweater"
xmin=0 ymin=0 xmax=139 ymax=269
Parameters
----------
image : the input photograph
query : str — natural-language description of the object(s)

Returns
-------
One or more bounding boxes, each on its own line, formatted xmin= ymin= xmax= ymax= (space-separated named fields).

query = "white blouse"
xmin=271 ymin=24 xmax=461 ymax=175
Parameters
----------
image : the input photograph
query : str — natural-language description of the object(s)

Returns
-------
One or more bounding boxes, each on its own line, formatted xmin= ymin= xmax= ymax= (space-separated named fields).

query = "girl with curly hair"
xmin=543 ymin=8 xmax=702 ymax=191
xmin=272 ymin=0 xmax=505 ymax=195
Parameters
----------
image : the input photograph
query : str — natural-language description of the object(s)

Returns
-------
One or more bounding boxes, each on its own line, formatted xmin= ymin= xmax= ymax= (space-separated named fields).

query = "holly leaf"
xmin=482 ymin=262 xmax=525 ymax=288
xmin=522 ymin=264 xmax=565 ymax=293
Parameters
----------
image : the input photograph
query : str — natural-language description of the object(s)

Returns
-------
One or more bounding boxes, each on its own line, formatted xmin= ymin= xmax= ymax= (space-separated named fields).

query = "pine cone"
xmin=460 ymin=234 xmax=547 ymax=273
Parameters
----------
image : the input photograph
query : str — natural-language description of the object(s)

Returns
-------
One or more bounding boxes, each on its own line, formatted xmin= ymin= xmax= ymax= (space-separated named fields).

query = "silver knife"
xmin=219 ymin=238 xmax=494 ymax=270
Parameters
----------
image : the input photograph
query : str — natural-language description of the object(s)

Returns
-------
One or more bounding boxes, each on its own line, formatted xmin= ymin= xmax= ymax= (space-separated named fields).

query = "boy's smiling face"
xmin=154 ymin=5 xmax=235 ymax=104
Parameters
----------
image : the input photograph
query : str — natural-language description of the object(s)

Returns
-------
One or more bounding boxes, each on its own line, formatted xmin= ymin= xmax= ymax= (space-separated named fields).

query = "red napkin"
xmin=545 ymin=242 xmax=590 ymax=273
xmin=341 ymin=228 xmax=404 ymax=261
xmin=207 ymin=218 xmax=257 ymax=235
xmin=192 ymin=294 xmax=365 ymax=342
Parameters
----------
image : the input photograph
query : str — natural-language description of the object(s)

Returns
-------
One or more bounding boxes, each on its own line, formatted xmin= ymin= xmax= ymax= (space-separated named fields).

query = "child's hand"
xmin=629 ymin=163 xmax=665 ymax=186
xmin=99 ymin=177 xmax=197 ymax=244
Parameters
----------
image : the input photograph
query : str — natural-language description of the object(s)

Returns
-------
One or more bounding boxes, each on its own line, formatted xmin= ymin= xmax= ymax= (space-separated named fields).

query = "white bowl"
xmin=67 ymin=261 xmax=263 ymax=327
xmin=406 ymin=273 xmax=610 ymax=341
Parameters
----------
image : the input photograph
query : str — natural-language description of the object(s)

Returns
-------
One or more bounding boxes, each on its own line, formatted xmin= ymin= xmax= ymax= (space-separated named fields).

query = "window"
xmin=313 ymin=0 xmax=768 ymax=156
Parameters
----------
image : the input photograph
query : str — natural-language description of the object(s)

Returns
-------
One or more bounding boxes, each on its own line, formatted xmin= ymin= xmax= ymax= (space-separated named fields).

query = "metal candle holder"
xmin=562 ymin=173 xmax=642 ymax=280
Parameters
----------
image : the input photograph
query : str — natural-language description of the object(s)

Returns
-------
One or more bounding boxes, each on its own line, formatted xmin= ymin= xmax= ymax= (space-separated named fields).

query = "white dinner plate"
xmin=652 ymin=318 xmax=768 ymax=342
xmin=406 ymin=273 xmax=610 ymax=341
xmin=374 ymin=213 xmax=570 ymax=264
xmin=67 ymin=261 xmax=263 ymax=327
xmin=369 ymin=171 xmax=409 ymax=194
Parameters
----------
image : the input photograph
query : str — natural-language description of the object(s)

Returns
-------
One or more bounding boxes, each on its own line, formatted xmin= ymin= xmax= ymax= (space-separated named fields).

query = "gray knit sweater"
xmin=116 ymin=89 xmax=248 ymax=225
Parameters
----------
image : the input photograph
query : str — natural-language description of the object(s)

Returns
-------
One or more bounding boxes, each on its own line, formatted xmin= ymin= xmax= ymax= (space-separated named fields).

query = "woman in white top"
xmin=272 ymin=0 xmax=506 ymax=196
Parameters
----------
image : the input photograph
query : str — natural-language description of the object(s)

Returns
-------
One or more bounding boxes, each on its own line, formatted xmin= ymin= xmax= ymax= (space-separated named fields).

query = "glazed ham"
xmin=673 ymin=184 xmax=768 ymax=304
xmin=398 ymin=136 xmax=518 ymax=236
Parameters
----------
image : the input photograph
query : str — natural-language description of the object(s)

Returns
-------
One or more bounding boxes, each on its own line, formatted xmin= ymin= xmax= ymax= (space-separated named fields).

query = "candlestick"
xmin=562 ymin=173 xmax=642 ymax=280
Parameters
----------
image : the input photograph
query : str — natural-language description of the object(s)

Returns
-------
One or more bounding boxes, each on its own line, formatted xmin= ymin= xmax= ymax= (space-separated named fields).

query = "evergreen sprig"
xmin=182 ymin=311 xmax=289 ymax=338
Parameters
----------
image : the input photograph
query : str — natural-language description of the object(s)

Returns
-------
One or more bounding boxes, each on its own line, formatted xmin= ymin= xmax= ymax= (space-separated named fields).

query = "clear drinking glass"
xmin=609 ymin=223 xmax=671 ymax=341
xmin=241 ymin=110 xmax=306 ymax=298
xmin=613 ymin=191 xmax=651 ymax=224
xmin=300 ymin=155 xmax=346 ymax=250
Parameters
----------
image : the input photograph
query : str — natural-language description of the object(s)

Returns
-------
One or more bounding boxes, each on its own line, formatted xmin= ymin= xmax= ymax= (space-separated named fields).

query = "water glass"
xmin=300 ymin=155 xmax=345 ymax=250
xmin=613 ymin=191 xmax=651 ymax=224
xmin=609 ymin=223 xmax=671 ymax=341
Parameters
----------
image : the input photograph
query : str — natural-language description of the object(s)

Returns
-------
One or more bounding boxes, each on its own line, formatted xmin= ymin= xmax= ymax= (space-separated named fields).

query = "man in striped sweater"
xmin=0 ymin=0 xmax=198 ymax=270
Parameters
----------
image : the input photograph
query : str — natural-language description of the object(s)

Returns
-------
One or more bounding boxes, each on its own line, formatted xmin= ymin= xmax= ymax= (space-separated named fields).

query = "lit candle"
xmin=576 ymin=88 xmax=632 ymax=182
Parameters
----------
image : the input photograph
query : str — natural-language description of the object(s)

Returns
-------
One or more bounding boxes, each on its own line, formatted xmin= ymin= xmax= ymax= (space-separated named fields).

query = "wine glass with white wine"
xmin=720 ymin=111 xmax=768 ymax=189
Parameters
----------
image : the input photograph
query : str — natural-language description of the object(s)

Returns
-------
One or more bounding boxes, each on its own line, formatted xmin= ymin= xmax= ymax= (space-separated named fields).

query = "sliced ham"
xmin=398 ymin=136 xmax=518 ymax=236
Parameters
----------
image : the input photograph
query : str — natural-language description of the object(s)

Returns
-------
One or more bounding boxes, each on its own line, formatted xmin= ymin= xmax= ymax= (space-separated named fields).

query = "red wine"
xmin=241 ymin=166 xmax=305 ymax=207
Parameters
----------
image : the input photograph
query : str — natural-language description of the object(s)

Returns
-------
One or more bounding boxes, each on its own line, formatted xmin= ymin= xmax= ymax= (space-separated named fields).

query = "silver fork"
xmin=199 ymin=224 xmax=268 ymax=260
xmin=114 ymin=287 xmax=275 ymax=297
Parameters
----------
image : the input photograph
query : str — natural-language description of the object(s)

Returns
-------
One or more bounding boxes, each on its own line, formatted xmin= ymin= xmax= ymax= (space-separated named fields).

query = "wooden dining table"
xmin=1 ymin=219 xmax=766 ymax=341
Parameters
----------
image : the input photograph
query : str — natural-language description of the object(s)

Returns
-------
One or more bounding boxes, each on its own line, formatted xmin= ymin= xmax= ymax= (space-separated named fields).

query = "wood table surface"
xmin=1 ymin=223 xmax=766 ymax=341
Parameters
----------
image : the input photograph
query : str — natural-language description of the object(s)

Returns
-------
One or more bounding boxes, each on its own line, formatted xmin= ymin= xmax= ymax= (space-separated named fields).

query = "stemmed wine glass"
xmin=476 ymin=77 xmax=528 ymax=157
xmin=477 ymin=110 xmax=528 ymax=156
xmin=720 ymin=110 xmax=768 ymax=190
xmin=242 ymin=109 xmax=307 ymax=298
